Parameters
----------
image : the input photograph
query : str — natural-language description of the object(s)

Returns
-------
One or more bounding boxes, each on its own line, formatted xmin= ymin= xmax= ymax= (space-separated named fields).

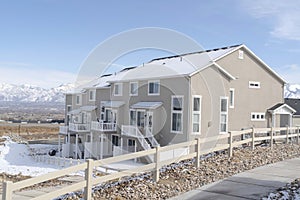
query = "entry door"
xmin=137 ymin=110 xmax=145 ymax=128
xmin=145 ymin=111 xmax=153 ymax=134
xmin=111 ymin=135 xmax=119 ymax=151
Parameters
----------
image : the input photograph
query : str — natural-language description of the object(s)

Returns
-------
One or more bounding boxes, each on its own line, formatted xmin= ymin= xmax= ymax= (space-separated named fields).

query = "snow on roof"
xmin=69 ymin=44 xmax=241 ymax=90
xmin=101 ymin=101 xmax=125 ymax=108
xmin=130 ymin=101 xmax=163 ymax=109
xmin=109 ymin=45 xmax=240 ymax=82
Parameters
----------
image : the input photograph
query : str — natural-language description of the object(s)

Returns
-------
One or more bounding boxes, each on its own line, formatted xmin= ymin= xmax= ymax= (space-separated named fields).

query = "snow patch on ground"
xmin=0 ymin=136 xmax=60 ymax=176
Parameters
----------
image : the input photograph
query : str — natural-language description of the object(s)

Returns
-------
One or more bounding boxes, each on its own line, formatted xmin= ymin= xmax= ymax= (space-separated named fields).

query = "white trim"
xmin=249 ymin=81 xmax=260 ymax=89
xmin=113 ymin=83 xmax=123 ymax=96
xmin=148 ymin=80 xmax=160 ymax=96
xmin=171 ymin=95 xmax=184 ymax=134
xmin=251 ymin=112 xmax=266 ymax=121
xmin=189 ymin=62 xmax=236 ymax=80
xmin=88 ymin=89 xmax=96 ymax=101
xmin=129 ymin=82 xmax=138 ymax=96
xmin=192 ymin=95 xmax=202 ymax=135
xmin=229 ymin=88 xmax=235 ymax=108
xmin=220 ymin=96 xmax=228 ymax=134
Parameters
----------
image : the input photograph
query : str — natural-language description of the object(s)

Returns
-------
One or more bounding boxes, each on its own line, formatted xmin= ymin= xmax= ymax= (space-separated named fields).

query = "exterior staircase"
xmin=121 ymin=125 xmax=160 ymax=163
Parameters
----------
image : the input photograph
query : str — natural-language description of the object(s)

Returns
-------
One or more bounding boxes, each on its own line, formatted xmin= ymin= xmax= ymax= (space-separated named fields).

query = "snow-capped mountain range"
xmin=0 ymin=83 xmax=299 ymax=103
xmin=285 ymin=84 xmax=300 ymax=99
xmin=0 ymin=83 xmax=74 ymax=103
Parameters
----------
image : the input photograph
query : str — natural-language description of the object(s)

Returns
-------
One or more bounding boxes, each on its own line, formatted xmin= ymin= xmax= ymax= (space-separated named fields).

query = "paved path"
xmin=170 ymin=157 xmax=300 ymax=200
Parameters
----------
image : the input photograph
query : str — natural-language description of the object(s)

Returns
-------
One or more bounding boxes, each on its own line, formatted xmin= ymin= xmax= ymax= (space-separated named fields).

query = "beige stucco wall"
xmin=216 ymin=47 xmax=284 ymax=130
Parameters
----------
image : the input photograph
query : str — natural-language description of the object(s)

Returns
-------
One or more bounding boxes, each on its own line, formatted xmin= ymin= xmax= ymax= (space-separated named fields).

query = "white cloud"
xmin=275 ymin=64 xmax=300 ymax=83
xmin=0 ymin=65 xmax=76 ymax=89
xmin=241 ymin=0 xmax=300 ymax=41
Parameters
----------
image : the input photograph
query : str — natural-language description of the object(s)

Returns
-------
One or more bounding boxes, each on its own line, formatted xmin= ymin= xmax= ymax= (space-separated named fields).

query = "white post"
xmin=91 ymin=131 xmax=93 ymax=158
xmin=289 ymin=114 xmax=293 ymax=127
xmin=2 ymin=181 xmax=13 ymax=200
xmin=58 ymin=135 xmax=61 ymax=157
xmin=75 ymin=134 xmax=78 ymax=159
xmin=100 ymin=134 xmax=103 ymax=160
xmin=67 ymin=132 xmax=71 ymax=157
xmin=84 ymin=159 xmax=93 ymax=200
xmin=120 ymin=137 xmax=123 ymax=153
xmin=272 ymin=113 xmax=276 ymax=127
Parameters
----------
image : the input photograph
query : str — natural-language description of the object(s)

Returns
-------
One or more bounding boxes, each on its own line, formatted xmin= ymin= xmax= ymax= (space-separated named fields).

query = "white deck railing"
xmin=69 ymin=123 xmax=90 ymax=132
xmin=121 ymin=125 xmax=152 ymax=151
xmin=91 ymin=121 xmax=117 ymax=132
xmin=59 ymin=126 xmax=68 ymax=134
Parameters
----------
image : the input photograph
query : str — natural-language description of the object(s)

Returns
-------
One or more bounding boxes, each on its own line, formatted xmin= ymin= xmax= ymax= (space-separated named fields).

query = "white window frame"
xmin=148 ymin=80 xmax=160 ymax=96
xmin=171 ymin=95 xmax=184 ymax=134
xmin=238 ymin=50 xmax=244 ymax=59
xmin=220 ymin=97 xmax=228 ymax=134
xmin=67 ymin=105 xmax=72 ymax=113
xmin=192 ymin=95 xmax=202 ymax=135
xmin=229 ymin=88 xmax=235 ymax=108
xmin=89 ymin=89 xmax=96 ymax=101
xmin=129 ymin=82 xmax=138 ymax=96
xmin=76 ymin=94 xmax=82 ymax=105
xmin=249 ymin=81 xmax=260 ymax=89
xmin=251 ymin=112 xmax=266 ymax=121
xmin=114 ymin=83 xmax=123 ymax=96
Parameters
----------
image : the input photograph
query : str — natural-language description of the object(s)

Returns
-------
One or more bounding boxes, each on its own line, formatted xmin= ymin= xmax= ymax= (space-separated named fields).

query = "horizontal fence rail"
xmin=2 ymin=126 xmax=300 ymax=200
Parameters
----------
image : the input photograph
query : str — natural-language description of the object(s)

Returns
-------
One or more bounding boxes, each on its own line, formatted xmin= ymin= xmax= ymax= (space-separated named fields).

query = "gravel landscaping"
xmin=59 ymin=143 xmax=300 ymax=200
xmin=263 ymin=178 xmax=300 ymax=200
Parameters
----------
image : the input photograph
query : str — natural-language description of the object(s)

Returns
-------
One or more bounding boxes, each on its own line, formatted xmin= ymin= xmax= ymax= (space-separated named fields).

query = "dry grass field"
xmin=0 ymin=123 xmax=59 ymax=141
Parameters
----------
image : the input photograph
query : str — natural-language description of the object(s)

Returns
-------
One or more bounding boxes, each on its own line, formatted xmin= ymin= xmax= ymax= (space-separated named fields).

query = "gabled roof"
xmin=268 ymin=103 xmax=296 ymax=114
xmin=285 ymin=98 xmax=300 ymax=116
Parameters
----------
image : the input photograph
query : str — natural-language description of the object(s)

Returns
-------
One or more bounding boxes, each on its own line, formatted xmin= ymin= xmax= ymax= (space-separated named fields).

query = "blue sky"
xmin=0 ymin=0 xmax=299 ymax=88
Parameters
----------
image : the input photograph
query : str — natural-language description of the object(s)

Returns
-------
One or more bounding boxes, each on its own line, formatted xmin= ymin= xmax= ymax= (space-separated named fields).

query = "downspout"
xmin=187 ymin=76 xmax=191 ymax=142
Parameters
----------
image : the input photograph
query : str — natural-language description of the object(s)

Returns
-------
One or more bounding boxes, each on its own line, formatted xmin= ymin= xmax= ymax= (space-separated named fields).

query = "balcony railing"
xmin=59 ymin=126 xmax=68 ymax=134
xmin=69 ymin=123 xmax=90 ymax=132
xmin=91 ymin=121 xmax=117 ymax=132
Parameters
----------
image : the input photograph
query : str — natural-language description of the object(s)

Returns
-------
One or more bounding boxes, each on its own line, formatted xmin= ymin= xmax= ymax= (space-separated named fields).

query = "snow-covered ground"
xmin=0 ymin=136 xmax=60 ymax=176
xmin=0 ymin=136 xmax=145 ymax=177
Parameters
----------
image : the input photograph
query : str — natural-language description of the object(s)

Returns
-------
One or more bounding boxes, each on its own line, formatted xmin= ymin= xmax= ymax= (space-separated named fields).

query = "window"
xmin=220 ymin=97 xmax=228 ymax=133
xmin=130 ymin=82 xmax=138 ymax=96
xmin=128 ymin=139 xmax=136 ymax=146
xmin=112 ymin=135 xmax=119 ymax=147
xmin=249 ymin=81 xmax=260 ymax=89
xmin=89 ymin=90 xmax=96 ymax=101
xmin=67 ymin=105 xmax=72 ymax=112
xmin=192 ymin=96 xmax=201 ymax=134
xmin=171 ymin=96 xmax=183 ymax=133
xmin=251 ymin=112 xmax=265 ymax=121
xmin=229 ymin=88 xmax=235 ymax=108
xmin=238 ymin=50 xmax=244 ymax=59
xmin=130 ymin=110 xmax=137 ymax=126
xmin=148 ymin=80 xmax=160 ymax=95
xmin=76 ymin=95 xmax=82 ymax=105
xmin=114 ymin=83 xmax=122 ymax=96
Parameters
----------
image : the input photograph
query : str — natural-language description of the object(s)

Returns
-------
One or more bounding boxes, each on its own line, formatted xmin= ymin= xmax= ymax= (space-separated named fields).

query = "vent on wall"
xmin=238 ymin=50 xmax=244 ymax=59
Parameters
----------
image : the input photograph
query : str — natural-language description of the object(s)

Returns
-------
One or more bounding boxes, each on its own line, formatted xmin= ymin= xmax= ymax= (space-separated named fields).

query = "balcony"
xmin=59 ymin=126 xmax=68 ymax=134
xmin=91 ymin=121 xmax=117 ymax=132
xmin=69 ymin=123 xmax=91 ymax=132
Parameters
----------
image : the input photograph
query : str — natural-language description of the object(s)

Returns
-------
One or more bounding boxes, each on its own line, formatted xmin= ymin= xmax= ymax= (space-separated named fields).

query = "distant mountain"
xmin=285 ymin=84 xmax=300 ymax=99
xmin=0 ymin=83 xmax=74 ymax=103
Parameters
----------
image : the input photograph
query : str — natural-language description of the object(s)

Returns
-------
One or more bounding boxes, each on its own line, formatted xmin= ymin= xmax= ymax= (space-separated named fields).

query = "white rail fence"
xmin=3 ymin=126 xmax=300 ymax=200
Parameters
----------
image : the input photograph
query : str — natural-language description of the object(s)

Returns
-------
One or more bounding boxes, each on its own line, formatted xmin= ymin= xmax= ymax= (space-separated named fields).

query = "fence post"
xmin=84 ymin=159 xmax=93 ymax=200
xmin=251 ymin=127 xmax=255 ymax=150
xmin=2 ymin=181 xmax=13 ymax=200
xmin=153 ymin=146 xmax=160 ymax=182
xmin=228 ymin=132 xmax=233 ymax=157
xmin=195 ymin=138 xmax=201 ymax=168
xmin=270 ymin=127 xmax=274 ymax=149
xmin=286 ymin=126 xmax=289 ymax=144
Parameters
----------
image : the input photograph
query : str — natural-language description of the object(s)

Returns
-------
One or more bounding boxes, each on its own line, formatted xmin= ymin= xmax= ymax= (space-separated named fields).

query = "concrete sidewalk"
xmin=170 ymin=157 xmax=300 ymax=200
